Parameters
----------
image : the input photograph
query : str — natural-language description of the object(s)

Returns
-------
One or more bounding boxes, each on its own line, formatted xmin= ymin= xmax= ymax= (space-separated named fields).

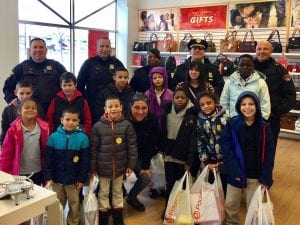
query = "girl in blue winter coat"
xmin=220 ymin=91 xmax=275 ymax=225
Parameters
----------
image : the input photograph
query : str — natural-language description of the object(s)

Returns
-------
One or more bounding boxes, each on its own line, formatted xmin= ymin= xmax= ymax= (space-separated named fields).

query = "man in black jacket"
xmin=255 ymin=40 xmax=296 ymax=147
xmin=171 ymin=38 xmax=224 ymax=96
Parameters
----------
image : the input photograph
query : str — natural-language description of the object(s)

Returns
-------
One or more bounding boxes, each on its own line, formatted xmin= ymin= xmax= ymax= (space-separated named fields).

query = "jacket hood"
xmin=198 ymin=105 xmax=226 ymax=119
xmin=56 ymin=124 xmax=84 ymax=134
xmin=57 ymin=89 xmax=83 ymax=103
xmin=230 ymin=70 xmax=266 ymax=83
xmin=235 ymin=91 xmax=262 ymax=121
xmin=149 ymin=66 xmax=168 ymax=90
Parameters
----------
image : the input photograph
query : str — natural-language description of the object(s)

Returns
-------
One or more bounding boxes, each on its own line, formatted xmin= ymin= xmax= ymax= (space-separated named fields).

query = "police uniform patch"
xmin=73 ymin=156 xmax=79 ymax=163
xmin=283 ymin=74 xmax=292 ymax=81
xmin=109 ymin=64 xmax=115 ymax=70
xmin=46 ymin=65 xmax=53 ymax=71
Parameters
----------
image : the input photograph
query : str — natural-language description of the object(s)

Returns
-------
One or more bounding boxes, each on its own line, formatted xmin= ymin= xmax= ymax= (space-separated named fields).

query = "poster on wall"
xmin=229 ymin=0 xmax=286 ymax=29
xmin=138 ymin=8 xmax=178 ymax=32
xmin=179 ymin=5 xmax=227 ymax=30
xmin=291 ymin=0 xmax=300 ymax=27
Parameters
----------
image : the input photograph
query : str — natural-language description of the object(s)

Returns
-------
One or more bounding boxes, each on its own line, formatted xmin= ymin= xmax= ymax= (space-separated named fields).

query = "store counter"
xmin=0 ymin=171 xmax=60 ymax=225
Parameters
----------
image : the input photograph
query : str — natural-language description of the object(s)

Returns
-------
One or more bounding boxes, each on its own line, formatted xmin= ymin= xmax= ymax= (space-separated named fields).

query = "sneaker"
xmin=126 ymin=197 xmax=145 ymax=212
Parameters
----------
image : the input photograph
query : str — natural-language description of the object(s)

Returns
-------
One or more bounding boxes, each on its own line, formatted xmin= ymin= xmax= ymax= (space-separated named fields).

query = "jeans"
xmin=128 ymin=160 xmax=151 ymax=199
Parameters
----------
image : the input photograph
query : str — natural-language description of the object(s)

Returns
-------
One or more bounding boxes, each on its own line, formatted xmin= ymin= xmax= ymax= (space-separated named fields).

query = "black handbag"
xmin=213 ymin=54 xmax=236 ymax=76
xmin=288 ymin=30 xmax=300 ymax=53
xmin=239 ymin=30 xmax=257 ymax=53
xmin=133 ymin=42 xmax=145 ymax=51
xmin=267 ymin=29 xmax=282 ymax=53
xmin=204 ymin=33 xmax=216 ymax=52
xmin=165 ymin=55 xmax=177 ymax=73
xmin=146 ymin=33 xmax=158 ymax=51
xmin=179 ymin=33 xmax=193 ymax=52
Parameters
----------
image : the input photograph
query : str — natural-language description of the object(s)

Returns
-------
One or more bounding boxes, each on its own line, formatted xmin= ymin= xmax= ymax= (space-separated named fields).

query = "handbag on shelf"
xmin=157 ymin=33 xmax=178 ymax=52
xmin=220 ymin=31 xmax=240 ymax=52
xmin=288 ymin=30 xmax=300 ymax=53
xmin=287 ymin=64 xmax=300 ymax=72
xmin=204 ymin=32 xmax=216 ymax=52
xmin=146 ymin=33 xmax=158 ymax=51
xmin=280 ymin=113 xmax=297 ymax=130
xmin=179 ymin=33 xmax=193 ymax=52
xmin=239 ymin=30 xmax=257 ymax=53
xmin=132 ymin=42 xmax=146 ymax=51
xmin=267 ymin=29 xmax=283 ymax=53
xmin=213 ymin=54 xmax=236 ymax=76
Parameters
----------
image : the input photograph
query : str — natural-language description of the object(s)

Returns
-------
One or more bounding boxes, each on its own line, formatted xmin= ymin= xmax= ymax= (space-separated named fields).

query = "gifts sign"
xmin=179 ymin=5 xmax=227 ymax=30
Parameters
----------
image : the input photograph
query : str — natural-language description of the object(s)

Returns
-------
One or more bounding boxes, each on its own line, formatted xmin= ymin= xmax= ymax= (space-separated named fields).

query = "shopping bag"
xmin=150 ymin=153 xmax=166 ymax=190
xmin=245 ymin=186 xmax=275 ymax=225
xmin=164 ymin=171 xmax=193 ymax=225
xmin=83 ymin=176 xmax=99 ymax=225
xmin=190 ymin=166 xmax=224 ymax=224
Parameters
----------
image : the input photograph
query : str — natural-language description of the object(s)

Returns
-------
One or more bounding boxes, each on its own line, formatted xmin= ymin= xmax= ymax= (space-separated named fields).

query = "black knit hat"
xmin=148 ymin=48 xmax=160 ymax=60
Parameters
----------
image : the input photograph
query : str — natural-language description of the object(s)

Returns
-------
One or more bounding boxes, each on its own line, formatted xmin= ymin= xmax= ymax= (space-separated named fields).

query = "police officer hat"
xmin=187 ymin=38 xmax=208 ymax=50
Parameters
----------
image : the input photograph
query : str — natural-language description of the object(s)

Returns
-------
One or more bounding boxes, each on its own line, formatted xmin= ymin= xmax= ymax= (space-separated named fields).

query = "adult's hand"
xmin=140 ymin=169 xmax=152 ymax=179
xmin=9 ymin=98 xmax=18 ymax=106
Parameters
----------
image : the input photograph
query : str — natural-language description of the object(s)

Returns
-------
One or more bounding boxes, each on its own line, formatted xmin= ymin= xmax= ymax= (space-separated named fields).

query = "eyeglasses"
xmin=192 ymin=46 xmax=204 ymax=50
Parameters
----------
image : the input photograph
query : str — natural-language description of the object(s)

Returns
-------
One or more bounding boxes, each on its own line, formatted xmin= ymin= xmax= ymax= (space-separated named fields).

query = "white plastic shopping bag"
xmin=83 ymin=176 xmax=99 ymax=225
xmin=190 ymin=166 xmax=225 ymax=224
xmin=164 ymin=171 xmax=193 ymax=225
xmin=245 ymin=186 xmax=275 ymax=225
xmin=150 ymin=153 xmax=166 ymax=189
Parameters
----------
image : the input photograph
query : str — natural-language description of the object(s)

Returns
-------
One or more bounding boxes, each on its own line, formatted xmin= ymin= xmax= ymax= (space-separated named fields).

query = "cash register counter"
xmin=0 ymin=171 xmax=60 ymax=225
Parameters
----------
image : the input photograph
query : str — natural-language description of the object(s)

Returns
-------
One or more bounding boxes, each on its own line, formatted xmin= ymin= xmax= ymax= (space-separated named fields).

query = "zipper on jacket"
xmin=111 ymin=121 xmax=116 ymax=178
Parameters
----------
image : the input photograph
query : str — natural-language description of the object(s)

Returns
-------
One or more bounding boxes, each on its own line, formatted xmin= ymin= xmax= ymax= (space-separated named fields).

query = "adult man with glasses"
xmin=171 ymin=38 xmax=224 ymax=96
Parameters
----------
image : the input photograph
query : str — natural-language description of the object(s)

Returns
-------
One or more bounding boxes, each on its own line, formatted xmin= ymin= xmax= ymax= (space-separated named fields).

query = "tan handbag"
xmin=280 ymin=113 xmax=297 ymax=130
xmin=220 ymin=31 xmax=240 ymax=53
xmin=157 ymin=33 xmax=178 ymax=52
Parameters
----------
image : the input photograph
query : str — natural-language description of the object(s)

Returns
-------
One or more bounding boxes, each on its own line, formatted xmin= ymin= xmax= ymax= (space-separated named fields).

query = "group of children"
xmin=0 ymin=53 xmax=275 ymax=225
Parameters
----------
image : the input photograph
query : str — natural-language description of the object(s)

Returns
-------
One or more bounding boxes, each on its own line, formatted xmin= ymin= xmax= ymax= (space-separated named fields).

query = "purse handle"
xmin=292 ymin=29 xmax=300 ymax=38
xmin=243 ymin=30 xmax=255 ymax=42
xmin=215 ymin=53 xmax=229 ymax=62
xmin=164 ymin=33 xmax=174 ymax=40
xmin=182 ymin=33 xmax=193 ymax=41
xmin=267 ymin=29 xmax=281 ymax=43
xmin=150 ymin=33 xmax=158 ymax=42
xmin=204 ymin=32 xmax=213 ymax=42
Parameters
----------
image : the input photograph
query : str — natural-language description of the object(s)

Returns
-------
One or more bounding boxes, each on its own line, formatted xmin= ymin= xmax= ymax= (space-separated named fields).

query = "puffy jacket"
xmin=0 ymin=117 xmax=49 ymax=175
xmin=220 ymin=70 xmax=271 ymax=120
xmin=44 ymin=126 xmax=90 ymax=185
xmin=46 ymin=90 xmax=92 ymax=134
xmin=90 ymin=115 xmax=137 ymax=178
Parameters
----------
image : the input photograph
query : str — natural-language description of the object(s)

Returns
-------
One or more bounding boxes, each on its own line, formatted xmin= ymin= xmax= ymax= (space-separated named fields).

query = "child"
xmin=90 ymin=96 xmax=137 ymax=225
xmin=44 ymin=108 xmax=90 ymax=225
xmin=220 ymin=91 xmax=275 ymax=225
xmin=46 ymin=72 xmax=92 ymax=134
xmin=0 ymin=98 xmax=49 ymax=185
xmin=161 ymin=87 xmax=197 ymax=219
xmin=220 ymin=54 xmax=271 ymax=120
xmin=0 ymin=81 xmax=44 ymax=145
xmin=145 ymin=66 xmax=173 ymax=129
xmin=196 ymin=91 xmax=228 ymax=193
xmin=94 ymin=67 xmax=134 ymax=122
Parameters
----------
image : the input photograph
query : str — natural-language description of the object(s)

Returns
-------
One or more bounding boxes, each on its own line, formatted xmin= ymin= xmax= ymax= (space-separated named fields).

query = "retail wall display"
xmin=179 ymin=5 xmax=227 ymax=30
xmin=220 ymin=31 xmax=241 ymax=52
xmin=157 ymin=33 xmax=178 ymax=52
xmin=239 ymin=30 xmax=257 ymax=52
xmin=229 ymin=0 xmax=287 ymax=29
xmin=267 ymin=29 xmax=283 ymax=53
xmin=287 ymin=29 xmax=300 ymax=52
xmin=179 ymin=33 xmax=194 ymax=52
xmin=204 ymin=33 xmax=216 ymax=52
xmin=138 ymin=8 xmax=178 ymax=32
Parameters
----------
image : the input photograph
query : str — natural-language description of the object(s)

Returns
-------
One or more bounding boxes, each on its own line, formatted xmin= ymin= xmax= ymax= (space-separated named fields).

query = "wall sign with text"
xmin=179 ymin=5 xmax=227 ymax=30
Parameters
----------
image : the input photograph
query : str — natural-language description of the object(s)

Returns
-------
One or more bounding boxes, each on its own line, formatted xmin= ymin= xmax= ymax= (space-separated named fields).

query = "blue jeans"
xmin=128 ymin=160 xmax=151 ymax=199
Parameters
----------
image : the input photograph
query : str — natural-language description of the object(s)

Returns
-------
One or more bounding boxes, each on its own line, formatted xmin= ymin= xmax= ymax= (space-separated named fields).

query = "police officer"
xmin=77 ymin=37 xmax=124 ymax=123
xmin=3 ymin=37 xmax=66 ymax=112
xmin=172 ymin=38 xmax=224 ymax=96
xmin=255 ymin=40 xmax=296 ymax=147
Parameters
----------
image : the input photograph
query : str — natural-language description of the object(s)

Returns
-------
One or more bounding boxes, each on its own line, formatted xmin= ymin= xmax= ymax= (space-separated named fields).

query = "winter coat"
xmin=94 ymin=83 xmax=134 ymax=122
xmin=44 ymin=126 xmax=90 ymax=185
xmin=46 ymin=90 xmax=92 ymax=134
xmin=220 ymin=70 xmax=271 ymax=120
xmin=160 ymin=102 xmax=197 ymax=166
xmin=197 ymin=105 xmax=228 ymax=165
xmin=90 ymin=115 xmax=137 ymax=178
xmin=0 ymin=117 xmax=49 ymax=175
xmin=220 ymin=92 xmax=275 ymax=188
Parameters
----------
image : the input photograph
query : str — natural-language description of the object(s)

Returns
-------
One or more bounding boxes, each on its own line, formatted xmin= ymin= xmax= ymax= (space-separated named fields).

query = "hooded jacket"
xmin=0 ymin=117 xmax=49 ymax=175
xmin=46 ymin=89 xmax=92 ymax=134
xmin=44 ymin=125 xmax=90 ymax=185
xmin=220 ymin=91 xmax=275 ymax=188
xmin=197 ymin=105 xmax=228 ymax=165
xmin=220 ymin=70 xmax=271 ymax=120
xmin=145 ymin=67 xmax=173 ymax=129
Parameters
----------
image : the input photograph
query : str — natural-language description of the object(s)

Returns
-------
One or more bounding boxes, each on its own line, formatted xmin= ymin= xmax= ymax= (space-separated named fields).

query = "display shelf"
xmin=130 ymin=65 xmax=142 ymax=68
xmin=279 ymin=129 xmax=300 ymax=140
xmin=290 ymin=109 xmax=300 ymax=114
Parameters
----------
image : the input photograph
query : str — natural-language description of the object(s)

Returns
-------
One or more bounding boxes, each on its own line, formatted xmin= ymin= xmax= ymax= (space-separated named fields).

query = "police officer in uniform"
xmin=77 ymin=37 xmax=124 ymax=124
xmin=3 ymin=38 xmax=66 ymax=112
xmin=172 ymin=38 xmax=224 ymax=96
xmin=255 ymin=40 xmax=296 ymax=148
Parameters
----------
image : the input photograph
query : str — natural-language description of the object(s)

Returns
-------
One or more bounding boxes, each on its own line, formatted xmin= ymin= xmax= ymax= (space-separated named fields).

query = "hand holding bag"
xmin=83 ymin=176 xmax=99 ymax=225
xmin=239 ymin=30 xmax=257 ymax=53
xmin=150 ymin=153 xmax=166 ymax=190
xmin=157 ymin=33 xmax=178 ymax=52
xmin=179 ymin=33 xmax=193 ymax=52
xmin=204 ymin=32 xmax=216 ymax=52
xmin=288 ymin=29 xmax=300 ymax=52
xmin=220 ymin=31 xmax=240 ymax=52
xmin=267 ymin=29 xmax=282 ymax=53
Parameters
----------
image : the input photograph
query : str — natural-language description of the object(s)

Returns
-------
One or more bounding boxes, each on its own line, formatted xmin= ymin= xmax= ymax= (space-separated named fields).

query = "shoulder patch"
xmin=282 ymin=74 xmax=292 ymax=81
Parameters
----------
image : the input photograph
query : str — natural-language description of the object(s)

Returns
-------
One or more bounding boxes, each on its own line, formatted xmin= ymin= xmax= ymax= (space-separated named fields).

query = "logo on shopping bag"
xmin=165 ymin=193 xmax=181 ymax=223
xmin=193 ymin=189 xmax=202 ymax=220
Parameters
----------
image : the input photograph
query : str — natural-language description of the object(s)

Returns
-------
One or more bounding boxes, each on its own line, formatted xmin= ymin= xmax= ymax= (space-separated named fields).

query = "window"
xmin=18 ymin=0 xmax=116 ymax=74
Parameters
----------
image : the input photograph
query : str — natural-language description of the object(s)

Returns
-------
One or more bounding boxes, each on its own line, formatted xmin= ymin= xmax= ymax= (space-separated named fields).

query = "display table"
xmin=0 ymin=171 xmax=60 ymax=225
